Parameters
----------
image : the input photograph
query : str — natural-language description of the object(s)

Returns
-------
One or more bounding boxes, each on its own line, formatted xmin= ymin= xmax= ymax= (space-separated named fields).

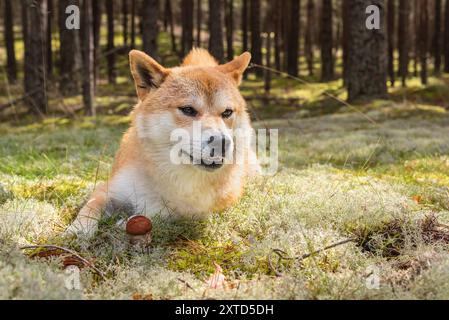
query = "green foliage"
xmin=1 ymin=98 xmax=449 ymax=299
xmin=2 ymin=26 xmax=449 ymax=299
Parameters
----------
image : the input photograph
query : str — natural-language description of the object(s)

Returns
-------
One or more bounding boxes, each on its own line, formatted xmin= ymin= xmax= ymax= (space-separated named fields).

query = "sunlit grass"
xmin=2 ymin=22 xmax=449 ymax=300
xmin=1 ymin=98 xmax=449 ymax=299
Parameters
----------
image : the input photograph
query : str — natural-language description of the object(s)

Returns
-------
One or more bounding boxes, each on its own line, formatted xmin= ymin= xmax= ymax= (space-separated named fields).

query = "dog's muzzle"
xmin=184 ymin=133 xmax=233 ymax=171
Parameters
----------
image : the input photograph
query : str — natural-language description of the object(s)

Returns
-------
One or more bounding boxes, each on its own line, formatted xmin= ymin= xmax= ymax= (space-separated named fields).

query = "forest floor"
xmin=2 ymin=73 xmax=449 ymax=299
xmin=2 ymin=30 xmax=449 ymax=298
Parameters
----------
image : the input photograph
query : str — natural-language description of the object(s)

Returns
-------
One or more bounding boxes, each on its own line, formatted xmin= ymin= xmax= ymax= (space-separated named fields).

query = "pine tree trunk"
xmin=250 ymin=0 xmax=262 ymax=75
xmin=273 ymin=0 xmax=282 ymax=70
xmin=122 ymin=0 xmax=129 ymax=46
xmin=92 ymin=0 xmax=102 ymax=86
xmin=106 ymin=0 xmax=116 ymax=84
xmin=165 ymin=0 xmax=177 ymax=53
xmin=419 ymin=0 xmax=429 ymax=85
xmin=242 ymin=0 xmax=248 ymax=53
xmin=196 ymin=0 xmax=202 ymax=46
xmin=3 ymin=0 xmax=17 ymax=84
xmin=413 ymin=0 xmax=419 ymax=76
xmin=209 ymin=0 xmax=224 ymax=62
xmin=342 ymin=0 xmax=349 ymax=85
xmin=264 ymin=5 xmax=273 ymax=93
xmin=433 ymin=0 xmax=442 ymax=74
xmin=346 ymin=0 xmax=387 ymax=102
xmin=163 ymin=0 xmax=168 ymax=31
xmin=23 ymin=0 xmax=48 ymax=115
xmin=320 ymin=0 xmax=334 ymax=82
xmin=21 ymin=0 xmax=28 ymax=45
xmin=286 ymin=0 xmax=300 ymax=76
xmin=225 ymin=0 xmax=234 ymax=60
xmin=397 ymin=0 xmax=410 ymax=86
xmin=387 ymin=0 xmax=395 ymax=86
xmin=131 ymin=0 xmax=136 ymax=48
xmin=281 ymin=0 xmax=290 ymax=71
xmin=81 ymin=0 xmax=95 ymax=116
xmin=444 ymin=0 xmax=449 ymax=72
xmin=181 ymin=0 xmax=194 ymax=56
xmin=46 ymin=0 xmax=53 ymax=77
xmin=335 ymin=9 xmax=342 ymax=56
xmin=58 ymin=0 xmax=81 ymax=95
xmin=305 ymin=0 xmax=315 ymax=76
xmin=142 ymin=0 xmax=159 ymax=59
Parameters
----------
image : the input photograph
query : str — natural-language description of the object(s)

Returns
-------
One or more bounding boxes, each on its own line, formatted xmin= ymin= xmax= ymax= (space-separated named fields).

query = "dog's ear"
xmin=216 ymin=52 xmax=251 ymax=86
xmin=129 ymin=50 xmax=170 ymax=101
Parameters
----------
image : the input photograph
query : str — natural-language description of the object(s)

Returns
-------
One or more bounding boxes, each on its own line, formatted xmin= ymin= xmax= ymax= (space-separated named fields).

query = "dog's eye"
xmin=178 ymin=106 xmax=198 ymax=117
xmin=222 ymin=109 xmax=233 ymax=118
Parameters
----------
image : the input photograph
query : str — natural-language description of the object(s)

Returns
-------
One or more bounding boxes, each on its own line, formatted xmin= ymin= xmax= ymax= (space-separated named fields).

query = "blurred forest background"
xmin=1 ymin=0 xmax=449 ymax=120
xmin=3 ymin=1 xmax=449 ymax=300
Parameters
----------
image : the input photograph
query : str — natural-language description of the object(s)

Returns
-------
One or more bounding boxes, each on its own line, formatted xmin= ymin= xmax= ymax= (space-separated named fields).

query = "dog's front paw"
xmin=63 ymin=219 xmax=98 ymax=238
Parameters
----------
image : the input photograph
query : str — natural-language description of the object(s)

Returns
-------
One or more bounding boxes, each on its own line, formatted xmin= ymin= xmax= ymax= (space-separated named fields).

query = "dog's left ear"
xmin=129 ymin=50 xmax=170 ymax=101
xmin=217 ymin=52 xmax=251 ymax=86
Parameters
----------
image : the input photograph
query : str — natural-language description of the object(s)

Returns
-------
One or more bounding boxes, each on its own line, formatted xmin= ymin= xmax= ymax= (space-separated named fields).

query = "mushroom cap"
xmin=126 ymin=215 xmax=152 ymax=235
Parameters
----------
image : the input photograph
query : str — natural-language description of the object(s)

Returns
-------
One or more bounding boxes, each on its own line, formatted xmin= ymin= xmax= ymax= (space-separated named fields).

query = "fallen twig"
xmin=19 ymin=244 xmax=106 ymax=280
xmin=177 ymin=278 xmax=196 ymax=291
xmin=268 ymin=238 xmax=357 ymax=277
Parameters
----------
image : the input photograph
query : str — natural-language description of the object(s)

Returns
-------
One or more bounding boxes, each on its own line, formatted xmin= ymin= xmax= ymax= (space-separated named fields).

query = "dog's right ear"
xmin=129 ymin=50 xmax=170 ymax=101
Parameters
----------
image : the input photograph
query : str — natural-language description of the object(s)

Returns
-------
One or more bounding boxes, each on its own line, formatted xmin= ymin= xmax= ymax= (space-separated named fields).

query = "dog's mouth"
xmin=181 ymin=151 xmax=224 ymax=171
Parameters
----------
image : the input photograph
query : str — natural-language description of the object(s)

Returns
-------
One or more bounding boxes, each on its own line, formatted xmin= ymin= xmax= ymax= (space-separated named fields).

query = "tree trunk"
xmin=287 ymin=0 xmax=300 ymax=77
xmin=242 ymin=0 xmax=248 ymax=53
xmin=273 ymin=0 xmax=282 ymax=70
xmin=209 ymin=0 xmax=224 ymax=63
xmin=281 ymin=0 xmax=290 ymax=70
xmin=106 ymin=0 xmax=116 ymax=84
xmin=21 ymin=0 xmax=28 ymax=45
xmin=23 ymin=0 xmax=48 ymax=115
xmin=346 ymin=0 xmax=387 ymax=102
xmin=196 ymin=0 xmax=202 ymax=46
xmin=123 ymin=0 xmax=129 ymax=46
xmin=250 ymin=0 xmax=262 ymax=75
xmin=181 ymin=0 xmax=194 ymax=56
xmin=264 ymin=33 xmax=272 ymax=93
xmin=413 ymin=0 xmax=419 ymax=76
xmin=419 ymin=0 xmax=429 ymax=85
xmin=58 ymin=0 xmax=81 ymax=95
xmin=165 ymin=0 xmax=177 ymax=53
xmin=397 ymin=0 xmax=410 ymax=86
xmin=433 ymin=0 xmax=442 ymax=74
xmin=305 ymin=0 xmax=315 ymax=76
xmin=46 ymin=0 xmax=53 ymax=77
xmin=81 ymin=0 xmax=95 ymax=116
xmin=3 ymin=0 xmax=17 ymax=84
xmin=335 ymin=8 xmax=342 ymax=56
xmin=92 ymin=0 xmax=102 ymax=86
xmin=142 ymin=0 xmax=159 ymax=59
xmin=320 ymin=0 xmax=334 ymax=82
xmin=131 ymin=0 xmax=136 ymax=48
xmin=387 ymin=0 xmax=395 ymax=86
xmin=264 ymin=5 xmax=273 ymax=93
xmin=225 ymin=0 xmax=234 ymax=60
xmin=444 ymin=0 xmax=449 ymax=72
xmin=342 ymin=0 xmax=349 ymax=85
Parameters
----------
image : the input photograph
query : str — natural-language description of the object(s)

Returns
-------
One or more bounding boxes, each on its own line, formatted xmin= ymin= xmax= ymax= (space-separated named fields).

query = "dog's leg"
xmin=65 ymin=183 xmax=108 ymax=237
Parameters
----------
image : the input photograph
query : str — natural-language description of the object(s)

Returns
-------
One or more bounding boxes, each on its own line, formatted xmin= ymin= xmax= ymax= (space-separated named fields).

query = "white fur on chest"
xmin=107 ymin=165 xmax=225 ymax=218
xmin=108 ymin=166 xmax=164 ymax=216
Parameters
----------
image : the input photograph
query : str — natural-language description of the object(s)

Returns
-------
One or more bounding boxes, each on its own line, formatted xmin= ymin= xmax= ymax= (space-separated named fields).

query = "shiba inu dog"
xmin=66 ymin=48 xmax=260 ymax=237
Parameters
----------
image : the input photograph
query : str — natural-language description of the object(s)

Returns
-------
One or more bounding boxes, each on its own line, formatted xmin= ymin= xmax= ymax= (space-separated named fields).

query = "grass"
xmin=1 ymin=94 xmax=449 ymax=299
xmin=2 ymin=26 xmax=449 ymax=300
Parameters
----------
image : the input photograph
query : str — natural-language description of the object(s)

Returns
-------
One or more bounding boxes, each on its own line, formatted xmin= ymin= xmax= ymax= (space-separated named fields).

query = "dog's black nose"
xmin=207 ymin=134 xmax=232 ymax=157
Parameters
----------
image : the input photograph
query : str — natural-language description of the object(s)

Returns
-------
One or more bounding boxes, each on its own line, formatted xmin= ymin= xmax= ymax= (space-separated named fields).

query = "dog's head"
xmin=129 ymin=49 xmax=252 ymax=173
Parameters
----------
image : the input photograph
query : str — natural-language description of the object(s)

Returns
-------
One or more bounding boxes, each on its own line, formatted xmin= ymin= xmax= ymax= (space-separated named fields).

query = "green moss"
xmin=3 ymin=28 xmax=449 ymax=298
